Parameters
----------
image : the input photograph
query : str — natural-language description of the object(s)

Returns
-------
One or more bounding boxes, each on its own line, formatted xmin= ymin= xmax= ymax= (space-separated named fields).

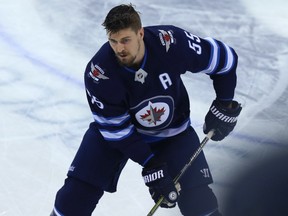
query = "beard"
xmin=116 ymin=52 xmax=137 ymax=67
xmin=115 ymin=40 xmax=142 ymax=68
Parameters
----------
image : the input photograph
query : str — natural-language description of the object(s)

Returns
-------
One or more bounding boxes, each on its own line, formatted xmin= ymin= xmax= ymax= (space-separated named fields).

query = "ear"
xmin=139 ymin=27 xmax=144 ymax=39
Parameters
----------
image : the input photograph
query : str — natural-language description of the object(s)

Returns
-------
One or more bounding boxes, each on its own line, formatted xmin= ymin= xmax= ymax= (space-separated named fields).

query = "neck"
xmin=136 ymin=40 xmax=146 ymax=65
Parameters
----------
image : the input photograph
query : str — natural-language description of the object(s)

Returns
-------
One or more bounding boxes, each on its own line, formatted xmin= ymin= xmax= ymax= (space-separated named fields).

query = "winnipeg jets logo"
xmin=140 ymin=103 xmax=165 ymax=125
xmin=131 ymin=96 xmax=174 ymax=129
xmin=89 ymin=62 xmax=109 ymax=82
xmin=158 ymin=29 xmax=175 ymax=52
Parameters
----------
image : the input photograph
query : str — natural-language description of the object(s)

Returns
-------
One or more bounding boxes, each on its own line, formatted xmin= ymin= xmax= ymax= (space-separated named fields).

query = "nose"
xmin=116 ymin=43 xmax=125 ymax=53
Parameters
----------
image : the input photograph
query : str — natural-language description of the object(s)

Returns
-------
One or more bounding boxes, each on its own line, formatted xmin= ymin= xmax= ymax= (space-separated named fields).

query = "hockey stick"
xmin=147 ymin=130 xmax=215 ymax=216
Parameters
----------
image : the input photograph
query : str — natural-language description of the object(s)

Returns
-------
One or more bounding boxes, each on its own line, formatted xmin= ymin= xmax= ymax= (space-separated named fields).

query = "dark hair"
xmin=102 ymin=4 xmax=142 ymax=34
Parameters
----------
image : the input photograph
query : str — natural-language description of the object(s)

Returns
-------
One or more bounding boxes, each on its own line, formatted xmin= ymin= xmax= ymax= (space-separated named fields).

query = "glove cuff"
xmin=142 ymin=163 xmax=168 ymax=186
xmin=213 ymin=100 xmax=242 ymax=117
xmin=216 ymin=99 xmax=240 ymax=109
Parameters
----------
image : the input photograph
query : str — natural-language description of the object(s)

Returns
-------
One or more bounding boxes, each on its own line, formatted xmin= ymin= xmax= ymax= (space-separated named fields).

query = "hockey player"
xmin=51 ymin=4 xmax=242 ymax=216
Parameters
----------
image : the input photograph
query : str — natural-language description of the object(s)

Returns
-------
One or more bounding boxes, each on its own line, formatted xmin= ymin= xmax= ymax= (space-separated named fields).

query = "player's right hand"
xmin=142 ymin=162 xmax=179 ymax=208
xmin=203 ymin=100 xmax=242 ymax=141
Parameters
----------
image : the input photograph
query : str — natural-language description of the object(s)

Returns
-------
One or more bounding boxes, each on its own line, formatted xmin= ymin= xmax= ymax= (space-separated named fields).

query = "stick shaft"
xmin=147 ymin=130 xmax=214 ymax=216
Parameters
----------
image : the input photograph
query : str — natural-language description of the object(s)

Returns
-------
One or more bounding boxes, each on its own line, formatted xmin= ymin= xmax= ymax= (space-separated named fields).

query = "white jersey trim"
xmin=99 ymin=124 xmax=134 ymax=141
xmin=216 ymin=42 xmax=235 ymax=74
xmin=199 ymin=37 xmax=219 ymax=75
xmin=93 ymin=112 xmax=130 ymax=126
xmin=137 ymin=119 xmax=190 ymax=137
xmin=52 ymin=207 xmax=63 ymax=216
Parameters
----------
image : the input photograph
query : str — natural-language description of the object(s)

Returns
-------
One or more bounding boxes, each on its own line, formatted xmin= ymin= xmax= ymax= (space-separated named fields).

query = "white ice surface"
xmin=0 ymin=0 xmax=288 ymax=215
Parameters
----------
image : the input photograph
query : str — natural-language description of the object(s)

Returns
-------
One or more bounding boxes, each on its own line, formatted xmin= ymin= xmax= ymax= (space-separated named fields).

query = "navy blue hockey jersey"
xmin=84 ymin=25 xmax=238 ymax=165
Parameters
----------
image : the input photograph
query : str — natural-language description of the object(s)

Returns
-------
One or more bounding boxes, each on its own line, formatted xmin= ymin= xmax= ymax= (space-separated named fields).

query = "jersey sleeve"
xmin=84 ymin=51 xmax=154 ymax=166
xmin=174 ymin=26 xmax=238 ymax=101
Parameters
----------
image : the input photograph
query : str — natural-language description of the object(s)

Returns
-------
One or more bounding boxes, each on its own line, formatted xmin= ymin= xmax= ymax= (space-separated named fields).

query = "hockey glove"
xmin=142 ymin=163 xmax=179 ymax=208
xmin=203 ymin=100 xmax=242 ymax=141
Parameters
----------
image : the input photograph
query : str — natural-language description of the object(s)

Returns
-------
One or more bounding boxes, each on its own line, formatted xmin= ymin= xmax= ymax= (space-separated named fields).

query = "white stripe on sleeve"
xmin=198 ymin=37 xmax=219 ymax=75
xmin=93 ymin=112 xmax=130 ymax=126
xmin=216 ymin=42 xmax=235 ymax=74
xmin=99 ymin=124 xmax=134 ymax=141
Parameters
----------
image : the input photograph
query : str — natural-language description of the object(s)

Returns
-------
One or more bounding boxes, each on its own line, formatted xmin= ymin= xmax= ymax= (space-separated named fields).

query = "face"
xmin=108 ymin=27 xmax=144 ymax=67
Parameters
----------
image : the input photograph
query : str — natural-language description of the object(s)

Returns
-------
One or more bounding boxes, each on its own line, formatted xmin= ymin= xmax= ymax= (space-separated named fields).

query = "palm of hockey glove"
xmin=142 ymin=163 xmax=179 ymax=208
xmin=203 ymin=100 xmax=242 ymax=141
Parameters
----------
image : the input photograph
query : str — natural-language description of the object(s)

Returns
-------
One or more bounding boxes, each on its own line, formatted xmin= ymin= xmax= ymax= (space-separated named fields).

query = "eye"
xmin=109 ymin=38 xmax=117 ymax=45
xmin=121 ymin=38 xmax=131 ymax=44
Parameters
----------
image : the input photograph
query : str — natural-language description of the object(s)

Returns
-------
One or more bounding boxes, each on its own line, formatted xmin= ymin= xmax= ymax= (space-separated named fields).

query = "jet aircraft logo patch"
xmin=89 ymin=62 xmax=109 ymax=82
xmin=140 ymin=104 xmax=166 ymax=125
xmin=158 ymin=29 xmax=176 ymax=52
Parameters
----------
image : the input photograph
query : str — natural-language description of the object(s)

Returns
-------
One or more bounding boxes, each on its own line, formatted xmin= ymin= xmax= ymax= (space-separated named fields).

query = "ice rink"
xmin=1 ymin=0 xmax=288 ymax=215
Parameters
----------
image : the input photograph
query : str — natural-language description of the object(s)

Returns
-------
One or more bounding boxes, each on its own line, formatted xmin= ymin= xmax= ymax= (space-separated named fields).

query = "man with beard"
xmin=51 ymin=4 xmax=241 ymax=216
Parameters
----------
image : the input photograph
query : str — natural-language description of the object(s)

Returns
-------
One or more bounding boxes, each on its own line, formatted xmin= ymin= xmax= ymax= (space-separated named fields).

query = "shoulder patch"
xmin=158 ymin=29 xmax=176 ymax=52
xmin=89 ymin=62 xmax=109 ymax=83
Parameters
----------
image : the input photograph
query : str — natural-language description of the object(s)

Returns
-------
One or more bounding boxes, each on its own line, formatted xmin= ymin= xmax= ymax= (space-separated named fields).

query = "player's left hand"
xmin=203 ymin=99 xmax=242 ymax=141
xmin=148 ymin=182 xmax=181 ymax=208
xmin=142 ymin=163 xmax=180 ymax=208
